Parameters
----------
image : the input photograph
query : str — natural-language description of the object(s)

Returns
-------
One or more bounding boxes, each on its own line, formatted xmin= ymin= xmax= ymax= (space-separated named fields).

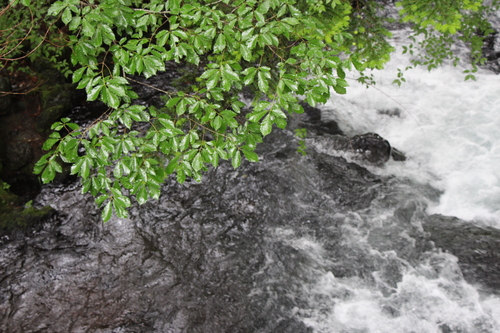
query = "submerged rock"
xmin=309 ymin=131 xmax=406 ymax=165
xmin=292 ymin=105 xmax=406 ymax=165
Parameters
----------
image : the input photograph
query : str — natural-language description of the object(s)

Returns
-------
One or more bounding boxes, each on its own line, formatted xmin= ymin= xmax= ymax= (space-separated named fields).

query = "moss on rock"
xmin=0 ymin=179 xmax=54 ymax=230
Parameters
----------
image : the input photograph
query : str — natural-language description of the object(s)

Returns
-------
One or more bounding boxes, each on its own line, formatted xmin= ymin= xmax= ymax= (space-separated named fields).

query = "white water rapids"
xmin=325 ymin=30 xmax=500 ymax=227
xmin=279 ymin=30 xmax=500 ymax=332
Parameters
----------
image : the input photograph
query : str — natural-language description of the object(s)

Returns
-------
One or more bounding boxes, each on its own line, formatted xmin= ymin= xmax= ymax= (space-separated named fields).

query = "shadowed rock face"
xmin=1 ymin=111 xmax=499 ymax=332
xmin=0 ymin=128 xmax=384 ymax=333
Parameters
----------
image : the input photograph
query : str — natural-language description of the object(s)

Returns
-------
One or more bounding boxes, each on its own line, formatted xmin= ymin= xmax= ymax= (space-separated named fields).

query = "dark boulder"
xmin=351 ymin=133 xmax=407 ymax=164
xmin=350 ymin=133 xmax=392 ymax=165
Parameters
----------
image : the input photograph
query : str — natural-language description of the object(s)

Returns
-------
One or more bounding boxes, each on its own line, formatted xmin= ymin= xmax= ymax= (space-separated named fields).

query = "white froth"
xmin=324 ymin=36 xmax=500 ymax=226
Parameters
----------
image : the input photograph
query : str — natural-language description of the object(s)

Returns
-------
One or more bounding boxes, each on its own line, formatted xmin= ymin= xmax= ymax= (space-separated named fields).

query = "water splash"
xmin=324 ymin=30 xmax=500 ymax=227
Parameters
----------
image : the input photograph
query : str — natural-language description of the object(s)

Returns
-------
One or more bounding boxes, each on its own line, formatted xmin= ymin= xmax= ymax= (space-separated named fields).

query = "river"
xmin=1 ymin=24 xmax=500 ymax=333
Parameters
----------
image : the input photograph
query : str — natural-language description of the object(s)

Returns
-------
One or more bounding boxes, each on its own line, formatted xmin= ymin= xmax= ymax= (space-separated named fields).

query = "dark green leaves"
xmin=31 ymin=0 xmax=490 ymax=223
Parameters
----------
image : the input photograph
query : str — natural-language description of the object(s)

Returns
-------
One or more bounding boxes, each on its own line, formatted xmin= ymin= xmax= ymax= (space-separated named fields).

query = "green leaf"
xmin=282 ymin=17 xmax=299 ymax=25
xmin=240 ymin=44 xmax=252 ymax=61
xmin=242 ymin=146 xmax=259 ymax=162
xmin=247 ymin=110 xmax=266 ymax=123
xmin=260 ymin=113 xmax=272 ymax=136
xmin=136 ymin=184 xmax=148 ymax=204
xmin=192 ymin=152 xmax=203 ymax=171
xmin=103 ymin=87 xmax=121 ymax=108
xmin=136 ymin=13 xmax=149 ymax=27
xmin=232 ymin=150 xmax=241 ymax=169
xmin=206 ymin=71 xmax=220 ymax=90
xmin=72 ymin=67 xmax=86 ymax=83
xmin=42 ymin=138 xmax=60 ymax=151
xmin=69 ymin=15 xmax=82 ymax=31
xmin=257 ymin=71 xmax=269 ymax=93
xmin=88 ymin=84 xmax=103 ymax=101
xmin=243 ymin=67 xmax=257 ymax=85
xmin=48 ymin=1 xmax=66 ymax=16
xmin=33 ymin=154 xmax=49 ymax=175
xmin=107 ymin=81 xmax=127 ymax=97
xmin=333 ymin=85 xmax=347 ymax=94
xmin=41 ymin=162 xmax=56 ymax=184
xmin=82 ymin=18 xmax=95 ymax=37
xmin=62 ymin=7 xmax=72 ymax=25
xmin=214 ymin=33 xmax=226 ymax=53
xmin=102 ymin=201 xmax=113 ymax=222
xmin=212 ymin=115 xmax=223 ymax=130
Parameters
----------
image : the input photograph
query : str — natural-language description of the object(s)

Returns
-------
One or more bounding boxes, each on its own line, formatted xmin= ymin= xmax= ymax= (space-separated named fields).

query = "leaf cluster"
xmin=23 ymin=0 xmax=500 ymax=221
xmin=0 ymin=0 xmax=70 ymax=76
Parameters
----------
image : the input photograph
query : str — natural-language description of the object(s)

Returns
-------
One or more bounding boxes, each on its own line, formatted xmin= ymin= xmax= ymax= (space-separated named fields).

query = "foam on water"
xmin=271 ymin=226 xmax=500 ymax=333
xmin=323 ymin=31 xmax=500 ymax=227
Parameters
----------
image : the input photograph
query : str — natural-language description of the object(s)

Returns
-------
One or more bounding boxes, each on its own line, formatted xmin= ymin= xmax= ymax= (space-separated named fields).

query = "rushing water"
xmin=2 ymin=31 xmax=500 ymax=333
xmin=325 ymin=29 xmax=500 ymax=227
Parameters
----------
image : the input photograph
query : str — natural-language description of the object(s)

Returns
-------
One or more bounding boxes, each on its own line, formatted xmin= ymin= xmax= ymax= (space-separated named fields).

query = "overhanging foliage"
xmin=1 ymin=0 xmax=497 ymax=221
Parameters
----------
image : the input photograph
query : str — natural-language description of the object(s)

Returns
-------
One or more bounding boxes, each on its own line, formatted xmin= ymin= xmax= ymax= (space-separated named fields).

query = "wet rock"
xmin=482 ymin=30 xmax=500 ymax=73
xmin=36 ymin=83 xmax=74 ymax=133
xmin=0 ymin=77 xmax=13 ymax=116
xmin=424 ymin=215 xmax=500 ymax=294
xmin=350 ymin=133 xmax=392 ymax=165
xmin=378 ymin=107 xmax=402 ymax=117
xmin=0 ymin=126 xmax=387 ymax=332
xmin=0 ymin=178 xmax=55 ymax=230
xmin=5 ymin=140 xmax=32 ymax=171
xmin=391 ymin=147 xmax=406 ymax=161
xmin=293 ymin=103 xmax=344 ymax=136
xmin=312 ymin=132 xmax=405 ymax=165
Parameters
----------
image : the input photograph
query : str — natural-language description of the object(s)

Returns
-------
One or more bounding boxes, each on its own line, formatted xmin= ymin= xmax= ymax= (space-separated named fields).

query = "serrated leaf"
xmin=48 ymin=1 xmax=66 ymax=16
xmin=212 ymin=115 xmax=222 ymax=130
xmin=282 ymin=17 xmax=299 ymax=25
xmin=87 ymin=84 xmax=102 ymax=101
xmin=72 ymin=67 xmax=86 ymax=83
xmin=42 ymin=138 xmax=59 ymax=151
xmin=102 ymin=201 xmax=113 ymax=222
xmin=103 ymin=87 xmax=121 ymax=108
xmin=107 ymin=82 xmax=126 ymax=97
xmin=136 ymin=184 xmax=148 ymax=204
xmin=82 ymin=18 xmax=95 ymax=37
xmin=240 ymin=44 xmax=252 ymax=61
xmin=248 ymin=109 xmax=267 ymax=122
xmin=206 ymin=71 xmax=220 ymax=90
xmin=333 ymin=85 xmax=347 ymax=94
xmin=257 ymin=71 xmax=269 ymax=93
xmin=33 ymin=155 xmax=49 ymax=175
xmin=156 ymin=30 xmax=170 ymax=47
xmin=69 ymin=15 xmax=82 ymax=31
xmin=260 ymin=113 xmax=272 ymax=136
xmin=214 ymin=33 xmax=226 ymax=53
xmin=192 ymin=152 xmax=203 ymax=171
xmin=62 ymin=7 xmax=72 ymax=25
xmin=242 ymin=147 xmax=258 ymax=162
xmin=232 ymin=150 xmax=241 ymax=169
xmin=41 ymin=163 xmax=55 ymax=184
